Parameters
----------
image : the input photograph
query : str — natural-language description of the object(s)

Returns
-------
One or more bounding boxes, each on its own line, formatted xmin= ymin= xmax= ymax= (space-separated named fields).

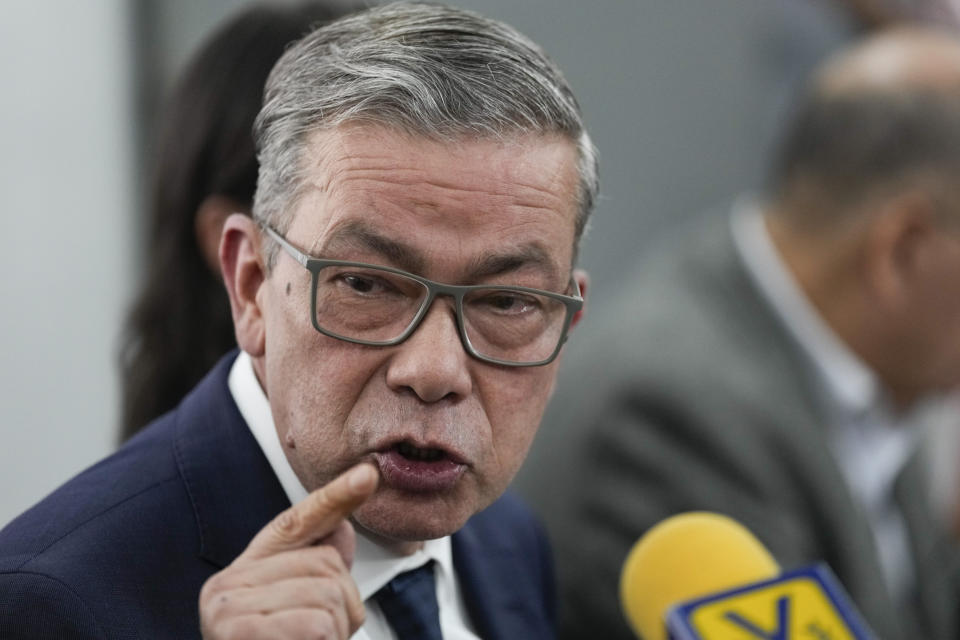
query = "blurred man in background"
xmin=535 ymin=27 xmax=960 ymax=640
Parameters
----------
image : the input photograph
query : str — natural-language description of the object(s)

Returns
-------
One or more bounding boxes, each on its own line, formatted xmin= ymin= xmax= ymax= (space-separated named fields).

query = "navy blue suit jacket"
xmin=0 ymin=353 xmax=556 ymax=639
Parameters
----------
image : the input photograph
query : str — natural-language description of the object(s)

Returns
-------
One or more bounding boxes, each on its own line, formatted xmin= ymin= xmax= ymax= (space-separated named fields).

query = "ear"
xmin=220 ymin=213 xmax=266 ymax=357
xmin=863 ymin=190 xmax=937 ymax=306
xmin=569 ymin=268 xmax=589 ymax=330
xmin=196 ymin=195 xmax=247 ymax=276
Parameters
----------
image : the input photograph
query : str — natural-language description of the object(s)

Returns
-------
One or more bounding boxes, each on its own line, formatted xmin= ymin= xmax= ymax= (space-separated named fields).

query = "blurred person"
xmin=532 ymin=27 xmax=960 ymax=640
xmin=837 ymin=0 xmax=960 ymax=554
xmin=119 ymin=2 xmax=353 ymax=441
xmin=0 ymin=3 xmax=595 ymax=638
xmin=841 ymin=0 xmax=960 ymax=27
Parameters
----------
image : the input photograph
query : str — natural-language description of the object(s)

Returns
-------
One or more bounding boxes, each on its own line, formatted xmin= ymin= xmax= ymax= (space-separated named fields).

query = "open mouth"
xmin=395 ymin=441 xmax=447 ymax=462
xmin=374 ymin=440 xmax=467 ymax=492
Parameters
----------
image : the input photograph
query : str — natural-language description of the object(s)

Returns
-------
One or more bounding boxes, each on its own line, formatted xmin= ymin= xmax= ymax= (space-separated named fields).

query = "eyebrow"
xmin=466 ymin=245 xmax=560 ymax=283
xmin=318 ymin=220 xmax=561 ymax=284
xmin=319 ymin=221 xmax=426 ymax=274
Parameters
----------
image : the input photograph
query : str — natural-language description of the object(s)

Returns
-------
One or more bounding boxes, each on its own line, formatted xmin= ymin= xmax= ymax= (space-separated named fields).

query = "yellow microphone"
xmin=619 ymin=512 xmax=876 ymax=640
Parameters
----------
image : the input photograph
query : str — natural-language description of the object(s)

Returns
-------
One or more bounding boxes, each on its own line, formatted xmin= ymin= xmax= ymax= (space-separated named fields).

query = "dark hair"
xmin=767 ymin=85 xmax=960 ymax=213
xmin=119 ymin=3 xmax=352 ymax=441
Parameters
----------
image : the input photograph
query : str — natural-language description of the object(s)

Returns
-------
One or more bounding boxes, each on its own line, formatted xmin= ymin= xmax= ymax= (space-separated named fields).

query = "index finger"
xmin=242 ymin=463 xmax=379 ymax=560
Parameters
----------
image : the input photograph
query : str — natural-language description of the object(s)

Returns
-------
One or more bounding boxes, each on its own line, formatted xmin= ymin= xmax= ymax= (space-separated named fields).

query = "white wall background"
xmin=0 ymin=1 xmax=134 ymax=525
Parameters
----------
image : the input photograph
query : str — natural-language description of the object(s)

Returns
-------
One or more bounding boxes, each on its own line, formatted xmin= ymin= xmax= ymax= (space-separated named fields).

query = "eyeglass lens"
xmin=313 ymin=264 xmax=568 ymax=363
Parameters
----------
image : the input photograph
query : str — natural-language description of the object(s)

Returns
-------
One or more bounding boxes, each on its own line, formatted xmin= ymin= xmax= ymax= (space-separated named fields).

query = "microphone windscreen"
xmin=619 ymin=512 xmax=780 ymax=640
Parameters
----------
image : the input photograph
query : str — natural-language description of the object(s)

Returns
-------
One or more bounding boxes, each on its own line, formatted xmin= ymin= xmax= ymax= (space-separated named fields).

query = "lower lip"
xmin=373 ymin=450 xmax=466 ymax=493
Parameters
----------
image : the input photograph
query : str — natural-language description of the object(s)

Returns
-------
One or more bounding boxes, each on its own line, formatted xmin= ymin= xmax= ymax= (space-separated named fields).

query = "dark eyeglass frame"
xmin=261 ymin=223 xmax=583 ymax=367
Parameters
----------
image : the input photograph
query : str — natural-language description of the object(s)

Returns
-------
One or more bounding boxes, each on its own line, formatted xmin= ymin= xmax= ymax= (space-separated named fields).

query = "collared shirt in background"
xmin=730 ymin=200 xmax=919 ymax=601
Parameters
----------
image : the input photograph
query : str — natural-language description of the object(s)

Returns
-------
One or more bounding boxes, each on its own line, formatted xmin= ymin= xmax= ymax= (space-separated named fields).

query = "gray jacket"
xmin=518 ymin=212 xmax=959 ymax=640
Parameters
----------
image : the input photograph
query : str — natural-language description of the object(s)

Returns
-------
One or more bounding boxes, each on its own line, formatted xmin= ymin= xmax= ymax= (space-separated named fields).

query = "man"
xmin=0 ymin=4 xmax=596 ymax=638
xmin=525 ymin=27 xmax=960 ymax=640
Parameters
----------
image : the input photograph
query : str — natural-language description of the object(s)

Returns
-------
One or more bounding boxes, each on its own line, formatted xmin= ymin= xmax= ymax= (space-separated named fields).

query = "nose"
xmin=384 ymin=298 xmax=473 ymax=403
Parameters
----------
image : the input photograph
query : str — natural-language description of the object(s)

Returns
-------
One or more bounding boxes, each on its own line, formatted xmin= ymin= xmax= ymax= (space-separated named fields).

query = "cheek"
xmin=481 ymin=367 xmax=555 ymax=474
xmin=264 ymin=312 xmax=385 ymax=486
xmin=910 ymin=281 xmax=960 ymax=385
xmin=925 ymin=280 xmax=960 ymax=339
xmin=941 ymin=299 xmax=960 ymax=367
xmin=292 ymin=349 xmax=380 ymax=414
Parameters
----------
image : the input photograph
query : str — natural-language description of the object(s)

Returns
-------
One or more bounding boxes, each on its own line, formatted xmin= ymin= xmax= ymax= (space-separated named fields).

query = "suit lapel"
xmin=896 ymin=452 xmax=959 ymax=640
xmin=716 ymin=212 xmax=905 ymax=635
xmin=452 ymin=524 xmax=529 ymax=640
xmin=173 ymin=351 xmax=292 ymax=568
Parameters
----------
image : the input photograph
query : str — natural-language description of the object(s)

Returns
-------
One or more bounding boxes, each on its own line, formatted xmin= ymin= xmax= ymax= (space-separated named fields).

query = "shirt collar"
xmin=729 ymin=199 xmax=879 ymax=417
xmin=730 ymin=200 xmax=919 ymax=503
xmin=729 ymin=203 xmax=925 ymax=599
xmin=226 ymin=351 xmax=453 ymax=600
xmin=352 ymin=532 xmax=455 ymax=600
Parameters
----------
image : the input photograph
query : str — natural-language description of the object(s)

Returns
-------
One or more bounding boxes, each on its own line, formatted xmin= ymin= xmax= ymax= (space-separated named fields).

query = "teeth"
xmin=397 ymin=442 xmax=445 ymax=462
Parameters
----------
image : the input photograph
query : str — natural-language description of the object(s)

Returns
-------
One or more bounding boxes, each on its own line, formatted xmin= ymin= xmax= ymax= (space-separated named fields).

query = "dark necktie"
xmin=374 ymin=560 xmax=444 ymax=640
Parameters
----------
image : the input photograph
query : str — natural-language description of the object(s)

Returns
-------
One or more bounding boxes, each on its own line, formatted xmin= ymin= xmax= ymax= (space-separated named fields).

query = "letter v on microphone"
xmin=668 ymin=565 xmax=868 ymax=640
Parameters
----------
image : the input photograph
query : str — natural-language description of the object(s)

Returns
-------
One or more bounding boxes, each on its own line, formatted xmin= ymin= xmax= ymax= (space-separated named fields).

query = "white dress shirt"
xmin=730 ymin=201 xmax=920 ymax=601
xmin=228 ymin=351 xmax=480 ymax=639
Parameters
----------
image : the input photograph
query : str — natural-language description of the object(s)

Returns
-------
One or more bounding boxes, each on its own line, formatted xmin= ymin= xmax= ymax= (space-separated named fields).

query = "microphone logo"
xmin=667 ymin=564 xmax=875 ymax=640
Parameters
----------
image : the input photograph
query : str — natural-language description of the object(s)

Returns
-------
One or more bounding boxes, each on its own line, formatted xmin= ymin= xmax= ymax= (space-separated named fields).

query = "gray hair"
xmin=253 ymin=1 xmax=597 ymax=266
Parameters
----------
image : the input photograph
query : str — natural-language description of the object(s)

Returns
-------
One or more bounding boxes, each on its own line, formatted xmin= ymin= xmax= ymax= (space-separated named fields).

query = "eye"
xmin=475 ymin=291 xmax=542 ymax=315
xmin=343 ymin=274 xmax=376 ymax=293
xmin=337 ymin=273 xmax=396 ymax=296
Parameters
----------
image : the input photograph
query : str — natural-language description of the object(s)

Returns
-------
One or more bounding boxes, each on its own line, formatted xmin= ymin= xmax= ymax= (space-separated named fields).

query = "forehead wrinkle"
xmin=317 ymin=220 xmax=427 ymax=274
xmin=305 ymin=126 xmax=578 ymax=210
xmin=410 ymin=175 xmax=571 ymax=216
xmin=325 ymin=147 xmax=573 ymax=206
xmin=329 ymin=168 xmax=569 ymax=214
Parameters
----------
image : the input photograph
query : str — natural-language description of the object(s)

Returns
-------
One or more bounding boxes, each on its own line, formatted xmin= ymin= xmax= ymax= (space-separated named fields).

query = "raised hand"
xmin=200 ymin=463 xmax=379 ymax=639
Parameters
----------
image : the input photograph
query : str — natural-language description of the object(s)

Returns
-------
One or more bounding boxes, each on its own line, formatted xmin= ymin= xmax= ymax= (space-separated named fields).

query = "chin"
xmin=355 ymin=491 xmax=477 ymax=543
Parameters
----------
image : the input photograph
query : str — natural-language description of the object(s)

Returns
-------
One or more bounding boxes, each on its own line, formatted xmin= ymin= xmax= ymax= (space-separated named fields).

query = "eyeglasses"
xmin=262 ymin=224 xmax=582 ymax=367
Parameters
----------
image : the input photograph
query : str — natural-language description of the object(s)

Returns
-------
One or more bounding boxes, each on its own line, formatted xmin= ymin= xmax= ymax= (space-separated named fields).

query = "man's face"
xmin=253 ymin=125 xmax=583 ymax=543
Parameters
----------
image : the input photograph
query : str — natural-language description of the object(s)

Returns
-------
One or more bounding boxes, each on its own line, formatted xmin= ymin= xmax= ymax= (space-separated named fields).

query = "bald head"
xmin=819 ymin=27 xmax=960 ymax=95
xmin=768 ymin=27 xmax=960 ymax=226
